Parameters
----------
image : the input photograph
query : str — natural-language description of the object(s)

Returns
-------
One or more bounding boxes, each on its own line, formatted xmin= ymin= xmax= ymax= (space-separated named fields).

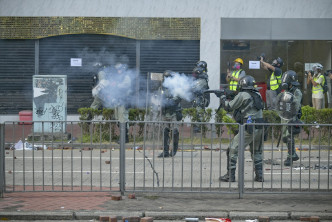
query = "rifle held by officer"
xmin=203 ymin=89 xmax=235 ymax=113
xmin=204 ymin=89 xmax=235 ymax=100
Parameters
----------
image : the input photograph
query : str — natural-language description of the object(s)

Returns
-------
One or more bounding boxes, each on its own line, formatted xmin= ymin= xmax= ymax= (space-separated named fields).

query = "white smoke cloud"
xmin=162 ymin=72 xmax=195 ymax=102
xmin=93 ymin=64 xmax=137 ymax=108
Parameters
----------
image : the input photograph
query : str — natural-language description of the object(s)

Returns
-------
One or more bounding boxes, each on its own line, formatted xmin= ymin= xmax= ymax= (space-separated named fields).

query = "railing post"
xmin=119 ymin=122 xmax=126 ymax=195
xmin=0 ymin=124 xmax=5 ymax=198
xmin=238 ymin=124 xmax=245 ymax=199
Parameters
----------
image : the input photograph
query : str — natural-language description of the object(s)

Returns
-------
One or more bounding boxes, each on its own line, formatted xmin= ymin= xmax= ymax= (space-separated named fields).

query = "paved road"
xmin=4 ymin=147 xmax=332 ymax=193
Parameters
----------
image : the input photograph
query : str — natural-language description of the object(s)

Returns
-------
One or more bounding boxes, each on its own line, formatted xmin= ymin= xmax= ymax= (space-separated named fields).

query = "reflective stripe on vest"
xmin=312 ymin=75 xmax=324 ymax=94
xmin=270 ymin=72 xmax=282 ymax=90
xmin=230 ymin=69 xmax=242 ymax=91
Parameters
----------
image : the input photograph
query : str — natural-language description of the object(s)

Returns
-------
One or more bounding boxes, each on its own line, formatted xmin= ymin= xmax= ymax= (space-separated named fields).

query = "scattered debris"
xmin=132 ymin=146 xmax=143 ymax=150
xmin=13 ymin=140 xmax=47 ymax=150
xmin=205 ymin=218 xmax=231 ymax=222
xmin=185 ymin=218 xmax=199 ymax=222
xmin=264 ymin=159 xmax=280 ymax=165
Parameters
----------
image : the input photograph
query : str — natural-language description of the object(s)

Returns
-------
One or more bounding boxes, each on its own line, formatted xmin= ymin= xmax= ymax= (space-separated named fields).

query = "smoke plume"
xmin=162 ymin=72 xmax=195 ymax=102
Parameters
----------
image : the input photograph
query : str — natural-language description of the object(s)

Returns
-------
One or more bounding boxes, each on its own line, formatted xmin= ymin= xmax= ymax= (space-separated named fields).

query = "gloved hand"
xmin=215 ymin=91 xmax=222 ymax=97
xmin=220 ymin=95 xmax=226 ymax=101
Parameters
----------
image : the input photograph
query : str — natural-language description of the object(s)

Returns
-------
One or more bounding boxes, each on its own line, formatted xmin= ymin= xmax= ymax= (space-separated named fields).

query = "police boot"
xmin=170 ymin=129 xmax=179 ymax=157
xmin=219 ymin=149 xmax=235 ymax=182
xmin=284 ymin=139 xmax=299 ymax=166
xmin=158 ymin=128 xmax=170 ymax=158
xmin=254 ymin=161 xmax=264 ymax=182
xmin=219 ymin=168 xmax=236 ymax=182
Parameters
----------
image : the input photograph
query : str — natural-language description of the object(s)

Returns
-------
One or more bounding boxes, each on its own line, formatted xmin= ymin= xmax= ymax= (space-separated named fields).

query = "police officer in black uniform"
xmin=191 ymin=61 xmax=210 ymax=133
xmin=158 ymin=70 xmax=182 ymax=158
xmin=276 ymin=70 xmax=302 ymax=166
xmin=218 ymin=75 xmax=264 ymax=182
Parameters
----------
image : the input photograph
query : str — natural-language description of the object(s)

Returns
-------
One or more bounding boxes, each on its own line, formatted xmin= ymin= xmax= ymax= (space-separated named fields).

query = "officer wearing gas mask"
xmin=90 ymin=62 xmax=108 ymax=111
xmin=218 ymin=75 xmax=264 ymax=182
xmin=158 ymin=70 xmax=182 ymax=158
xmin=226 ymin=58 xmax=246 ymax=91
xmin=260 ymin=56 xmax=283 ymax=110
xmin=276 ymin=70 xmax=302 ymax=166
xmin=191 ymin=61 xmax=210 ymax=133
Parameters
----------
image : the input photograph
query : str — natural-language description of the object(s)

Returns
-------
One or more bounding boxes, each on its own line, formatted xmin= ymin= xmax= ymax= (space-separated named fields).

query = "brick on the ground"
xmin=300 ymin=216 xmax=320 ymax=222
xmin=109 ymin=216 xmax=117 ymax=222
xmin=258 ymin=216 xmax=270 ymax=222
xmin=111 ymin=194 xmax=122 ymax=201
xmin=99 ymin=216 xmax=109 ymax=221
xmin=122 ymin=216 xmax=140 ymax=222
xmin=140 ymin=217 xmax=153 ymax=222
xmin=310 ymin=216 xmax=320 ymax=222
xmin=128 ymin=193 xmax=136 ymax=199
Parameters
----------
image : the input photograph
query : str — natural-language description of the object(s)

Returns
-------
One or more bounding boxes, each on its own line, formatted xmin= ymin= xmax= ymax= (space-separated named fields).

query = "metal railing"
xmin=0 ymin=120 xmax=331 ymax=198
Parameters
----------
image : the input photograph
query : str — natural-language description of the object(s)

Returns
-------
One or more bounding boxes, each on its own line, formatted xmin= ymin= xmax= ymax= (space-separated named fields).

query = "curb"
xmin=0 ymin=211 xmax=331 ymax=220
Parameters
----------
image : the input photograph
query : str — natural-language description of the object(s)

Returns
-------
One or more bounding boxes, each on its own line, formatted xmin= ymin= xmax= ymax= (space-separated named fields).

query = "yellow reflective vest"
xmin=312 ymin=75 xmax=324 ymax=94
xmin=270 ymin=72 xmax=282 ymax=90
xmin=230 ymin=69 xmax=242 ymax=91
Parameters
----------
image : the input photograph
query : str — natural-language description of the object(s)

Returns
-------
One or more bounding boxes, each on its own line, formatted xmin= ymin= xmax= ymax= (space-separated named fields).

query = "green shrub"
xmin=182 ymin=107 xmax=212 ymax=137
xmin=222 ymin=114 xmax=238 ymax=135
xmin=214 ymin=108 xmax=227 ymax=137
xmin=263 ymin=110 xmax=281 ymax=140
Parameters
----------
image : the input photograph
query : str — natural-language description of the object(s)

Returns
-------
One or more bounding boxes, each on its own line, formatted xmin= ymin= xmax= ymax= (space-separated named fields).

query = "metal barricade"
xmin=0 ymin=120 xmax=331 ymax=198
xmin=1 ymin=121 xmax=121 ymax=193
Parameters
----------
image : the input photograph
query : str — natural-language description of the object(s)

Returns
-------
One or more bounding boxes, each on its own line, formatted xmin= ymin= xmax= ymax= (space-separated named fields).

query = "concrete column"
xmin=200 ymin=17 xmax=221 ymax=112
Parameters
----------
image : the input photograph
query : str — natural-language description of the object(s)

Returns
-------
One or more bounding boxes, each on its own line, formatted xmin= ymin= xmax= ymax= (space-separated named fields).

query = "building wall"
xmin=1 ymin=0 xmax=332 ymax=116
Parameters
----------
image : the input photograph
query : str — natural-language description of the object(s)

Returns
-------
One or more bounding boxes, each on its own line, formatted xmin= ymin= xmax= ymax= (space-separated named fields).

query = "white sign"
xmin=305 ymin=63 xmax=315 ymax=71
xmin=71 ymin=58 xmax=82 ymax=67
xmin=249 ymin=61 xmax=260 ymax=69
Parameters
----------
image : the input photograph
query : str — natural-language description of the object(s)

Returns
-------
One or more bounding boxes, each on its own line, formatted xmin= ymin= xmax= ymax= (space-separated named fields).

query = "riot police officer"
xmin=276 ymin=70 xmax=302 ymax=166
xmin=261 ymin=56 xmax=283 ymax=110
xmin=196 ymin=60 xmax=208 ymax=73
xmin=218 ymin=75 xmax=264 ymax=182
xmin=90 ymin=63 xmax=107 ymax=110
xmin=191 ymin=65 xmax=210 ymax=133
xmin=158 ymin=70 xmax=182 ymax=158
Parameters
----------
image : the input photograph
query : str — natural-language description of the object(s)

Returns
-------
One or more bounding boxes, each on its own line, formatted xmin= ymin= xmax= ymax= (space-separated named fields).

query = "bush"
xmin=214 ymin=108 xmax=227 ymax=137
xmin=182 ymin=107 xmax=212 ymax=137
xmin=263 ymin=110 xmax=281 ymax=140
xmin=222 ymin=114 xmax=238 ymax=135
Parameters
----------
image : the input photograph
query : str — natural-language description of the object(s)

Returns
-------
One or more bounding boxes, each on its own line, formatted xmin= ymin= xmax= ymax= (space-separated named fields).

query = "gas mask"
xmin=233 ymin=62 xmax=241 ymax=70
xmin=281 ymin=73 xmax=290 ymax=90
xmin=271 ymin=59 xmax=278 ymax=67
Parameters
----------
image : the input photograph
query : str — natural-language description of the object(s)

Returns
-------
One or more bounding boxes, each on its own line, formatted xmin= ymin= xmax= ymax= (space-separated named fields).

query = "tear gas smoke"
xmin=162 ymin=72 xmax=195 ymax=102
xmin=93 ymin=63 xmax=137 ymax=108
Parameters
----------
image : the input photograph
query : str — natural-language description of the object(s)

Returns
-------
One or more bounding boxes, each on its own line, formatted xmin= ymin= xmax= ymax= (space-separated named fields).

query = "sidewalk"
xmin=1 ymin=191 xmax=332 ymax=221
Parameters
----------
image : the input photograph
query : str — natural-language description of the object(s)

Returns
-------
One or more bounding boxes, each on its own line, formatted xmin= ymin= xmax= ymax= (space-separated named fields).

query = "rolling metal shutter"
xmin=0 ymin=37 xmax=199 ymax=114
xmin=140 ymin=40 xmax=200 ymax=108
xmin=140 ymin=40 xmax=200 ymax=74
xmin=39 ymin=34 xmax=137 ymax=114
xmin=0 ymin=39 xmax=35 ymax=114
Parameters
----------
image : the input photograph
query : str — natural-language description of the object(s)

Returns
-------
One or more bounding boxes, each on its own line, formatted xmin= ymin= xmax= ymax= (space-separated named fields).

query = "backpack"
xmin=321 ymin=74 xmax=328 ymax=94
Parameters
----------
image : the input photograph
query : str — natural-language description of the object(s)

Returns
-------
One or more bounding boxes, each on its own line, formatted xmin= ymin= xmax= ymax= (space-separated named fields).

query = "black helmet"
xmin=237 ymin=75 xmax=256 ymax=91
xmin=272 ymin=57 xmax=283 ymax=68
xmin=281 ymin=70 xmax=300 ymax=90
xmin=196 ymin=61 xmax=207 ymax=72
xmin=193 ymin=66 xmax=204 ymax=75
xmin=163 ymin=70 xmax=174 ymax=79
